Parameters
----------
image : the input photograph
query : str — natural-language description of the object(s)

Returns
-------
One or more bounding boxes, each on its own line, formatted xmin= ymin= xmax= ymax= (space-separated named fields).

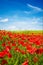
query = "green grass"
xmin=7 ymin=30 xmax=43 ymax=34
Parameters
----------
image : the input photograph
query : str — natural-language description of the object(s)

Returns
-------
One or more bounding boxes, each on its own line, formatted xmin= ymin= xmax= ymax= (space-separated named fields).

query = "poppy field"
xmin=0 ymin=30 xmax=43 ymax=65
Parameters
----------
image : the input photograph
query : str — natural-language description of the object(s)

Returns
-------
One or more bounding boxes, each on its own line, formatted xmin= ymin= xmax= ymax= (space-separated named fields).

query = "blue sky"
xmin=0 ymin=0 xmax=43 ymax=30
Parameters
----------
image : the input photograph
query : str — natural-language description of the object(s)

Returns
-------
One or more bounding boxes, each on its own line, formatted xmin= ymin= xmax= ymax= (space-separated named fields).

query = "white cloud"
xmin=6 ymin=26 xmax=19 ymax=30
xmin=0 ymin=18 xmax=8 ymax=22
xmin=24 ymin=11 xmax=31 ymax=14
xmin=27 ymin=4 xmax=43 ymax=11
xmin=0 ymin=16 xmax=43 ymax=30
xmin=31 ymin=18 xmax=39 ymax=24
xmin=6 ymin=17 xmax=43 ymax=30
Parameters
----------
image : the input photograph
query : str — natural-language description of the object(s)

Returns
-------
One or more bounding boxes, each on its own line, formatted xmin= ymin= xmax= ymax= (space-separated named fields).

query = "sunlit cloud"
xmin=1 ymin=17 xmax=42 ymax=30
xmin=27 ymin=4 xmax=43 ymax=11
xmin=24 ymin=4 xmax=43 ymax=15
xmin=7 ymin=26 xmax=18 ymax=30
xmin=0 ymin=15 xmax=43 ymax=30
xmin=24 ymin=11 xmax=31 ymax=14
xmin=0 ymin=18 xmax=8 ymax=22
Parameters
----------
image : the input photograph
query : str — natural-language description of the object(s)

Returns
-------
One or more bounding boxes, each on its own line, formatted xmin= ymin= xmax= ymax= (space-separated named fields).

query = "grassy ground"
xmin=8 ymin=30 xmax=43 ymax=34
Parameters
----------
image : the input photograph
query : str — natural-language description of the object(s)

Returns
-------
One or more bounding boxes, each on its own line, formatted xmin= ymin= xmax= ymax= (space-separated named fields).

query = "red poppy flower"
xmin=1 ymin=60 xmax=8 ymax=65
xmin=22 ymin=60 xmax=28 ymax=65
xmin=0 ymin=52 xmax=5 ymax=58
xmin=33 ymin=57 xmax=38 ymax=63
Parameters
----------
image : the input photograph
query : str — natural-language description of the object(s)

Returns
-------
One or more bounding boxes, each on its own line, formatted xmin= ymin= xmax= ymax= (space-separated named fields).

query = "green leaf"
xmin=14 ymin=59 xmax=19 ymax=65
